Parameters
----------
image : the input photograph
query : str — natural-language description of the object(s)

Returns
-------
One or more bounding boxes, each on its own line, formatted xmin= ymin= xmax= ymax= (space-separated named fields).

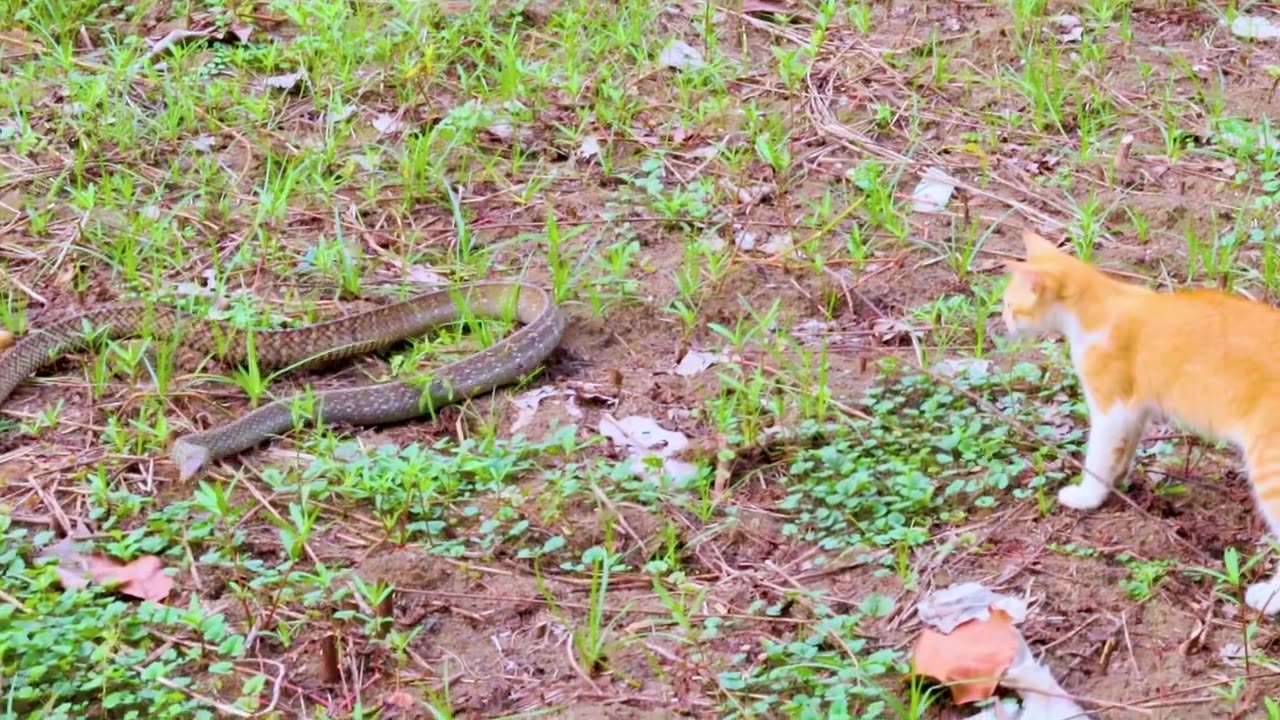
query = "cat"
xmin=1001 ymin=229 xmax=1280 ymax=614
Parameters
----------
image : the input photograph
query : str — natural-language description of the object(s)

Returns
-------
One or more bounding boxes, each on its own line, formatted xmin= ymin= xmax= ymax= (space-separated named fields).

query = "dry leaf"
xmin=486 ymin=121 xmax=516 ymax=141
xmin=576 ymin=135 xmax=601 ymax=161
xmin=659 ymin=39 xmax=705 ymax=71
xmin=933 ymin=357 xmax=992 ymax=380
xmin=600 ymin=415 xmax=689 ymax=455
xmin=142 ymin=28 xmax=212 ymax=63
xmin=510 ymin=386 xmax=564 ymax=434
xmin=760 ymin=233 xmax=793 ymax=255
xmin=189 ymin=134 xmax=217 ymax=153
xmin=911 ymin=166 xmax=958 ymax=213
xmin=327 ymin=105 xmax=357 ymax=123
xmin=599 ymin=415 xmax=698 ymax=484
xmin=406 ymin=264 xmax=448 ymax=286
xmin=0 ymin=329 xmax=12 ymax=351
xmin=224 ymin=22 xmax=253 ymax=43
xmin=39 ymin=533 xmax=174 ymax=602
xmin=1049 ymin=15 xmax=1083 ymax=43
xmin=912 ymin=607 xmax=1019 ymax=704
xmin=735 ymin=182 xmax=776 ymax=204
xmin=372 ymin=113 xmax=407 ymax=135
xmin=674 ymin=349 xmax=725 ymax=377
xmin=1232 ymin=15 xmax=1280 ymax=40
xmin=264 ymin=70 xmax=305 ymax=92
xmin=967 ymin=699 xmax=1023 ymax=719
xmin=871 ymin=317 xmax=922 ymax=344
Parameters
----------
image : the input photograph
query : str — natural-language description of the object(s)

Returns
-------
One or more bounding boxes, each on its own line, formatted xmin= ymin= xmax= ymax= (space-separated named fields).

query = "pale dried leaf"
xmin=264 ymin=70 xmax=305 ymax=91
xmin=1231 ymin=14 xmax=1280 ymax=40
xmin=486 ymin=121 xmax=516 ymax=141
xmin=173 ymin=281 xmax=214 ymax=298
xmin=733 ymin=229 xmax=758 ymax=251
xmin=372 ymin=113 xmax=407 ymax=135
xmin=871 ymin=317 xmax=922 ymax=343
xmin=1050 ymin=14 xmax=1082 ymax=43
xmin=674 ymin=349 xmax=724 ymax=377
xmin=576 ymin=135 xmax=601 ymax=161
xmin=599 ymin=415 xmax=689 ymax=455
xmin=599 ymin=415 xmax=697 ymax=485
xmin=793 ymin=318 xmax=830 ymax=339
xmin=406 ymin=264 xmax=448 ymax=286
xmin=143 ymin=28 xmax=212 ymax=64
xmin=326 ymin=105 xmax=357 ymax=123
xmin=189 ymin=134 xmax=217 ymax=153
xmin=910 ymin=166 xmax=957 ymax=212
xmin=967 ymin=699 xmax=1024 ymax=720
xmin=736 ymin=182 xmax=776 ymax=204
xmin=0 ymin=329 xmax=12 ymax=350
xmin=224 ymin=22 xmax=253 ymax=43
xmin=510 ymin=386 xmax=563 ymax=434
xmin=659 ymin=39 xmax=705 ymax=71
xmin=933 ymin=357 xmax=992 ymax=380
xmin=999 ymin=640 xmax=1093 ymax=719
xmin=917 ymin=582 xmax=1028 ymax=632
xmin=760 ymin=233 xmax=793 ymax=254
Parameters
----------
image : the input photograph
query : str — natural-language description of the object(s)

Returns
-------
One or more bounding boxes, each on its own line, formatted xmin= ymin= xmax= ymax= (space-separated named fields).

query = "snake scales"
xmin=0 ymin=282 xmax=565 ymax=480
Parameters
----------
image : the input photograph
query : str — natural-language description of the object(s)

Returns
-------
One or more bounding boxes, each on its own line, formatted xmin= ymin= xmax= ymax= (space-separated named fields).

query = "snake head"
xmin=171 ymin=439 xmax=210 ymax=482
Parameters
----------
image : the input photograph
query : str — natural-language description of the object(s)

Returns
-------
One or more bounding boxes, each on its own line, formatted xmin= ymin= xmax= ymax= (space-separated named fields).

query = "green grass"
xmin=5 ymin=0 xmax=1280 ymax=716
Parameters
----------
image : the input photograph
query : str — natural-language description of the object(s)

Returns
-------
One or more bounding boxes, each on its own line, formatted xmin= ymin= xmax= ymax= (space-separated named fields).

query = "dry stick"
xmin=26 ymin=474 xmax=73 ymax=536
xmin=589 ymin=484 xmax=650 ymax=558
xmin=563 ymin=633 xmax=604 ymax=694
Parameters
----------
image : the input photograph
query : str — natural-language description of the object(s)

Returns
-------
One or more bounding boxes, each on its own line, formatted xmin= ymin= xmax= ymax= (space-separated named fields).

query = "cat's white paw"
xmin=1246 ymin=580 xmax=1280 ymax=615
xmin=1057 ymin=481 xmax=1109 ymax=511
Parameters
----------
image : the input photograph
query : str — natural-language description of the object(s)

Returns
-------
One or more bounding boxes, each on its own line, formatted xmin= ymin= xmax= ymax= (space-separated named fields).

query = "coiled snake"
xmin=0 ymin=282 xmax=566 ymax=480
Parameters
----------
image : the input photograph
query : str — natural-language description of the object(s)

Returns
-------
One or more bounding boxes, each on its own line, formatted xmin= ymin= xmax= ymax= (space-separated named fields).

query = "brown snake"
xmin=0 ymin=282 xmax=566 ymax=480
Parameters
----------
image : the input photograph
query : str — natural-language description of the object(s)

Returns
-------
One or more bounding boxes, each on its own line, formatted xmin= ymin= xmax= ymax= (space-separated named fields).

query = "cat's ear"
xmin=1007 ymin=262 xmax=1044 ymax=293
xmin=1021 ymin=229 xmax=1059 ymax=257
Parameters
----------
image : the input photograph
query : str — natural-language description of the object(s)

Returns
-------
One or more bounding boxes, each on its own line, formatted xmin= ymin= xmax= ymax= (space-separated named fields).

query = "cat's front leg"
xmin=1058 ymin=404 xmax=1146 ymax=511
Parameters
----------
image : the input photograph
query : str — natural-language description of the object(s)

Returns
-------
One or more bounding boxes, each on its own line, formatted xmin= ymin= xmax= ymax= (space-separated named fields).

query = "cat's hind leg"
xmin=1242 ymin=440 xmax=1280 ymax=615
xmin=1058 ymin=403 xmax=1148 ymax=511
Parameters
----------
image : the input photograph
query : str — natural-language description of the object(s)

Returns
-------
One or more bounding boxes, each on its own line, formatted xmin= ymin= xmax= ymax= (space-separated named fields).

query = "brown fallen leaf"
xmin=40 ymin=535 xmax=174 ymax=602
xmin=0 ymin=328 xmax=12 ymax=350
xmin=911 ymin=606 xmax=1019 ymax=704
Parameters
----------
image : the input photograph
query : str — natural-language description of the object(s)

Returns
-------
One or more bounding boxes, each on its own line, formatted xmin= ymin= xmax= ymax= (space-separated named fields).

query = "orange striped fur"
xmin=1002 ymin=230 xmax=1280 ymax=614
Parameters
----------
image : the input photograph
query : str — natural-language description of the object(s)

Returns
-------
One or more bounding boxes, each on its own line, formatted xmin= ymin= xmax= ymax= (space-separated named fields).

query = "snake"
xmin=0 ymin=282 xmax=566 ymax=481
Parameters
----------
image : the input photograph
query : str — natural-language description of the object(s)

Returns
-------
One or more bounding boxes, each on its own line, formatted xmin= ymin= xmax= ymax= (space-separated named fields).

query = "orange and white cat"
xmin=1002 ymin=230 xmax=1280 ymax=614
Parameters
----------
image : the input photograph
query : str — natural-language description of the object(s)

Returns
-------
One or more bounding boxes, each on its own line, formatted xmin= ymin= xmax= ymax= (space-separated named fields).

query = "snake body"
xmin=0 ymin=282 xmax=565 ymax=480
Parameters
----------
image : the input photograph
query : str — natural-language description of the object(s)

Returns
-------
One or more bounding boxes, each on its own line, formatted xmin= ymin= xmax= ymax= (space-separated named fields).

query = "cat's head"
xmin=1001 ymin=230 xmax=1075 ymax=338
